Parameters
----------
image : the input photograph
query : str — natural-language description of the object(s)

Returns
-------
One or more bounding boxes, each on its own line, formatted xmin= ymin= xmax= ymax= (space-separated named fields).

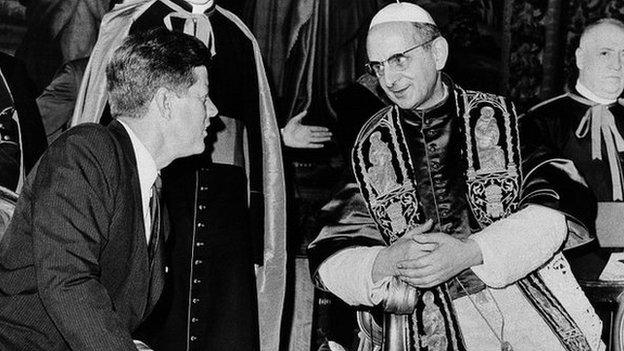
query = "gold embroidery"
xmin=366 ymin=131 xmax=399 ymax=195
xmin=475 ymin=106 xmax=506 ymax=173
xmin=460 ymin=90 xmax=520 ymax=225
xmin=386 ymin=202 xmax=408 ymax=234
xmin=421 ymin=291 xmax=449 ymax=351
xmin=484 ymin=184 xmax=504 ymax=219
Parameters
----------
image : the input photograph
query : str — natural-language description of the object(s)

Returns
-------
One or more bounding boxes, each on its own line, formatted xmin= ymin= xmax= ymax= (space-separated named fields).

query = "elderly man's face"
xmin=576 ymin=23 xmax=624 ymax=100
xmin=367 ymin=22 xmax=443 ymax=110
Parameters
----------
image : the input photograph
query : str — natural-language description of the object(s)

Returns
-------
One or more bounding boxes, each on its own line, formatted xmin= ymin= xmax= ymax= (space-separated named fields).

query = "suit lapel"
xmin=108 ymin=120 xmax=145 ymax=245
xmin=108 ymin=120 xmax=165 ymax=318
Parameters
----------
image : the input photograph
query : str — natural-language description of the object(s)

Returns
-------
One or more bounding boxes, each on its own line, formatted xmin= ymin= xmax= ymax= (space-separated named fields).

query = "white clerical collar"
xmin=416 ymin=83 xmax=449 ymax=111
xmin=118 ymin=120 xmax=158 ymax=229
xmin=576 ymin=80 xmax=617 ymax=105
xmin=190 ymin=0 xmax=213 ymax=14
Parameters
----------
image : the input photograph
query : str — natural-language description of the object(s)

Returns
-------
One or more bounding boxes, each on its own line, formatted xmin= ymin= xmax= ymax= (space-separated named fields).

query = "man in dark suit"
xmin=0 ymin=28 xmax=217 ymax=351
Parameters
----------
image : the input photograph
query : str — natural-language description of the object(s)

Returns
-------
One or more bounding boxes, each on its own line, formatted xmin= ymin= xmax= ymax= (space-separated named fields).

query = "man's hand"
xmin=395 ymin=234 xmax=483 ymax=288
xmin=372 ymin=219 xmax=437 ymax=282
xmin=281 ymin=110 xmax=332 ymax=148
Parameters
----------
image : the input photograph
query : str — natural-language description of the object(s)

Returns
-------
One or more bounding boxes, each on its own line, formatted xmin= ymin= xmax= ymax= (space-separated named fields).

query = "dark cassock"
xmin=308 ymin=76 xmax=604 ymax=350
xmin=521 ymin=82 xmax=624 ymax=283
xmin=70 ymin=1 xmax=287 ymax=350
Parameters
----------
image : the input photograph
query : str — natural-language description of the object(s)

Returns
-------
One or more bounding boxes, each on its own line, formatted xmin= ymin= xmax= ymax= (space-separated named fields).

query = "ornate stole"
xmin=351 ymin=87 xmax=591 ymax=351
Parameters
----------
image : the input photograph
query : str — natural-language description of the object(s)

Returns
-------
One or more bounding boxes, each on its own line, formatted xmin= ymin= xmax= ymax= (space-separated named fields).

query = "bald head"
xmin=576 ymin=19 xmax=624 ymax=100
xmin=579 ymin=19 xmax=624 ymax=49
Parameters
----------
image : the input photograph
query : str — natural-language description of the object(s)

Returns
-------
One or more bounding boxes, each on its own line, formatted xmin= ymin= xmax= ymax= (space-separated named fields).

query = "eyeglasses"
xmin=365 ymin=37 xmax=437 ymax=77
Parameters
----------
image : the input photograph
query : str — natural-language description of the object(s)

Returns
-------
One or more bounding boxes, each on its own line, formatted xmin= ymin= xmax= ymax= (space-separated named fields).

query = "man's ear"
xmin=431 ymin=36 xmax=449 ymax=71
xmin=575 ymin=47 xmax=584 ymax=70
xmin=154 ymin=87 xmax=173 ymax=120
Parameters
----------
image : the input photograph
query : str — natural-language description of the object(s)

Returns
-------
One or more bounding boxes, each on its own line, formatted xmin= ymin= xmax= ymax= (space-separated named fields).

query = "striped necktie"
xmin=148 ymin=175 xmax=162 ymax=263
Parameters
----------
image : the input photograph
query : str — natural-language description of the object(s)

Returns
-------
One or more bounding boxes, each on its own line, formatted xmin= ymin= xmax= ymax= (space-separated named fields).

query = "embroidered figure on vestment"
xmin=475 ymin=106 xmax=505 ymax=172
xmin=366 ymin=131 xmax=399 ymax=195
xmin=421 ymin=291 xmax=449 ymax=351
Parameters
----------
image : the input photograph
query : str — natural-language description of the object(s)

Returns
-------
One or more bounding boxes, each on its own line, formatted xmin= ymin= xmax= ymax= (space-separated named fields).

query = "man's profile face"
xmin=367 ymin=22 xmax=440 ymax=110
xmin=577 ymin=23 xmax=624 ymax=100
xmin=169 ymin=66 xmax=218 ymax=157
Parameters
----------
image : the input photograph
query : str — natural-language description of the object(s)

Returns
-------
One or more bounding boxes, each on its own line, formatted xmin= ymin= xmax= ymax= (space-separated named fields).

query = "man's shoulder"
xmin=61 ymin=123 xmax=112 ymax=139
xmin=50 ymin=123 xmax=120 ymax=156
xmin=520 ymin=94 xmax=588 ymax=129
xmin=526 ymin=94 xmax=575 ymax=115
xmin=354 ymin=105 xmax=394 ymax=144
xmin=29 ymin=123 xmax=127 ymax=192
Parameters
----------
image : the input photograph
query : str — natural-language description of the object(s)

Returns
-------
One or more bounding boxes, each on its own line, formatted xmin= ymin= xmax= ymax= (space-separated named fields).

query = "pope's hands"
xmin=372 ymin=219 xmax=437 ymax=282
xmin=396 ymin=233 xmax=482 ymax=288
xmin=372 ymin=219 xmax=483 ymax=287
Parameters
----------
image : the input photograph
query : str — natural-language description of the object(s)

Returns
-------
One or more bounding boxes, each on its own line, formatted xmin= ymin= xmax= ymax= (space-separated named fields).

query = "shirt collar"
xmin=191 ymin=0 xmax=213 ymax=14
xmin=575 ymin=80 xmax=617 ymax=105
xmin=118 ymin=120 xmax=158 ymax=202
xmin=167 ymin=0 xmax=214 ymax=14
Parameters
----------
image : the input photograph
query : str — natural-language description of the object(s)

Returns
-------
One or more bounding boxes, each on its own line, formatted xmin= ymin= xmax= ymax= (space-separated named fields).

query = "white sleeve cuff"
xmin=470 ymin=205 xmax=566 ymax=287
xmin=318 ymin=246 xmax=391 ymax=306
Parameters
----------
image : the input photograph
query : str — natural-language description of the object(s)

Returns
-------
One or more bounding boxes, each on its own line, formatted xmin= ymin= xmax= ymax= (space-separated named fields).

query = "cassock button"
xmin=197 ymin=222 xmax=205 ymax=228
xmin=200 ymin=186 xmax=209 ymax=191
xmin=193 ymin=278 xmax=202 ymax=284
xmin=196 ymin=242 xmax=205 ymax=247
xmin=192 ymin=317 xmax=199 ymax=323
xmin=195 ymin=260 xmax=203 ymax=265
xmin=198 ymin=205 xmax=206 ymax=210
xmin=192 ymin=298 xmax=200 ymax=304
xmin=190 ymin=336 xmax=197 ymax=341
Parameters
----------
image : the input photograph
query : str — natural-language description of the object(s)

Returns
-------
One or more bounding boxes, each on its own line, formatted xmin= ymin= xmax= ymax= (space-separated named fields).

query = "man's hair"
xmin=579 ymin=18 xmax=624 ymax=49
xmin=411 ymin=22 xmax=441 ymax=49
xmin=106 ymin=28 xmax=209 ymax=118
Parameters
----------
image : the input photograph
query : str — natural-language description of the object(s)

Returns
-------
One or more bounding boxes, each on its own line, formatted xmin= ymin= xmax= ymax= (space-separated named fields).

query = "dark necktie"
xmin=145 ymin=175 xmax=166 ymax=317
xmin=148 ymin=175 xmax=162 ymax=264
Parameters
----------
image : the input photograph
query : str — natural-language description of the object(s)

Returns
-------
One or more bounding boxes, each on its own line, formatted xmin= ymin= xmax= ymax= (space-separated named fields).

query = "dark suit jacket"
xmin=0 ymin=120 xmax=162 ymax=350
